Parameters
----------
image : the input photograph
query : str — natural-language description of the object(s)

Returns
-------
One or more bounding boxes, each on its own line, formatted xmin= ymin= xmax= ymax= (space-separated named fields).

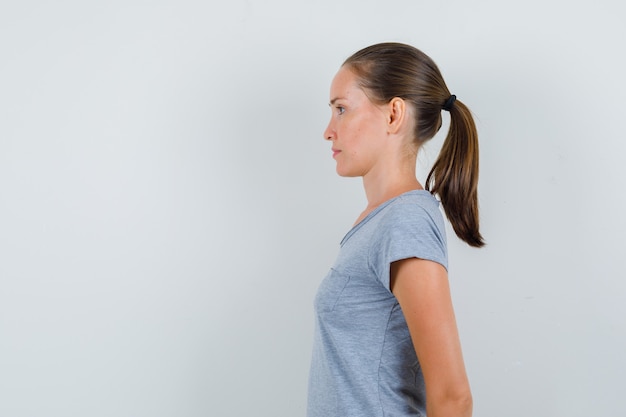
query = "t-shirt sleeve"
xmin=369 ymin=200 xmax=448 ymax=291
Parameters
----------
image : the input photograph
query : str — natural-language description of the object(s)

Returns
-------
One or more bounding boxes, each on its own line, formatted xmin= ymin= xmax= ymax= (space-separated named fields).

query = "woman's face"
xmin=323 ymin=67 xmax=389 ymax=177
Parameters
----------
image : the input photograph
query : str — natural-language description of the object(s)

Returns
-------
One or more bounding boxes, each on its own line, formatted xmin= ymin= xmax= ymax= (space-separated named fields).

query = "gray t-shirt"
xmin=307 ymin=190 xmax=448 ymax=417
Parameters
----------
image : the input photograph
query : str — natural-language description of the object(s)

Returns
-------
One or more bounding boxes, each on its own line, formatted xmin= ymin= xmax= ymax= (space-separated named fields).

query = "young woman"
xmin=308 ymin=43 xmax=484 ymax=417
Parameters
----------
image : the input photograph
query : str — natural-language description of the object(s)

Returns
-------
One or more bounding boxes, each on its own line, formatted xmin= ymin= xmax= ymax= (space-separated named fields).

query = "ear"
xmin=386 ymin=97 xmax=407 ymax=135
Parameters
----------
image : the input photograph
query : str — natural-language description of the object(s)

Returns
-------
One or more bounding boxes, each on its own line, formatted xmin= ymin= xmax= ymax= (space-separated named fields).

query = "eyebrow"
xmin=329 ymin=97 xmax=345 ymax=106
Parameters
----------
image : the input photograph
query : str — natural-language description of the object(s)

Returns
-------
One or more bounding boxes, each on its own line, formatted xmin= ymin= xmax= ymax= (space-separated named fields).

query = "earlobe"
xmin=387 ymin=97 xmax=406 ymax=134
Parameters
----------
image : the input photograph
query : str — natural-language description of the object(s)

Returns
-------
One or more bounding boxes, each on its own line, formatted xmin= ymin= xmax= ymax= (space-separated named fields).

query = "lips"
xmin=332 ymin=148 xmax=341 ymax=158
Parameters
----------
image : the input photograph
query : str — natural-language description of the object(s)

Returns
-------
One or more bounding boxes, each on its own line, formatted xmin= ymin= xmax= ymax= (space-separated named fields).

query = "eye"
xmin=336 ymin=106 xmax=345 ymax=115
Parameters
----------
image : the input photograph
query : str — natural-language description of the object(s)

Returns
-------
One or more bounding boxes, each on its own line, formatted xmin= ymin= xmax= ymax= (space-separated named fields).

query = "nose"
xmin=323 ymin=120 xmax=335 ymax=141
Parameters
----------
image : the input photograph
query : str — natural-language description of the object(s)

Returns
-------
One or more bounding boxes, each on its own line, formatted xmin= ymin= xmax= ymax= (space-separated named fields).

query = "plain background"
xmin=1 ymin=1 xmax=625 ymax=416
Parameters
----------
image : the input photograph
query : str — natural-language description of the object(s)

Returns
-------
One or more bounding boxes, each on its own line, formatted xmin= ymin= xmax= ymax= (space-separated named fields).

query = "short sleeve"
xmin=369 ymin=198 xmax=448 ymax=291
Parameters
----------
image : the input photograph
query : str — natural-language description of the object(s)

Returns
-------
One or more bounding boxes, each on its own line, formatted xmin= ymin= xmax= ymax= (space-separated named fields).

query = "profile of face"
xmin=323 ymin=67 xmax=390 ymax=178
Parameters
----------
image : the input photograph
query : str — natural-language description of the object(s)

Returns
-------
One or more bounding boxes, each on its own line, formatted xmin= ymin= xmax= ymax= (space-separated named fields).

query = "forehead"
xmin=329 ymin=66 xmax=362 ymax=101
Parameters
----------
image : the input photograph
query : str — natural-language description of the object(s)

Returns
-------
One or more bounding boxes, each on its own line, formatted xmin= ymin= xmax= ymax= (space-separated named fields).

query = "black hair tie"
xmin=442 ymin=94 xmax=456 ymax=112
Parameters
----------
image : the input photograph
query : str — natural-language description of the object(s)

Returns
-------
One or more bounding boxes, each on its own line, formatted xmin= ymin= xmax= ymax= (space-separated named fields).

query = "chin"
xmin=335 ymin=167 xmax=360 ymax=178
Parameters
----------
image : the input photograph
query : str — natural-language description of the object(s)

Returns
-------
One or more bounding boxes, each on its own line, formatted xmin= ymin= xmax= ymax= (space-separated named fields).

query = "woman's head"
xmin=342 ymin=43 xmax=450 ymax=147
xmin=340 ymin=42 xmax=485 ymax=247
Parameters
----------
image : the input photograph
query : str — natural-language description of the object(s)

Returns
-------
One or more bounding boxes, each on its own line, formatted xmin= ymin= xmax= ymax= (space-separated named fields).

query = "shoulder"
xmin=368 ymin=190 xmax=449 ymax=286
xmin=372 ymin=190 xmax=448 ymax=253
xmin=378 ymin=190 xmax=445 ymax=231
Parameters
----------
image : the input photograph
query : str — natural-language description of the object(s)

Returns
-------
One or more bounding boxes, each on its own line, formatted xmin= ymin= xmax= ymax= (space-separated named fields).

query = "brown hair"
xmin=344 ymin=43 xmax=484 ymax=247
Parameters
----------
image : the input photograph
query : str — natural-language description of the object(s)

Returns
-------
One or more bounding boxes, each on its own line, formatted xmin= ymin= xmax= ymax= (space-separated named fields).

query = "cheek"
xmin=342 ymin=117 xmax=366 ymax=140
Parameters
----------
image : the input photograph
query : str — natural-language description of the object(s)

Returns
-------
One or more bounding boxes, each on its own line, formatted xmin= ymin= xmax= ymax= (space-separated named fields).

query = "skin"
xmin=324 ymin=67 xmax=473 ymax=417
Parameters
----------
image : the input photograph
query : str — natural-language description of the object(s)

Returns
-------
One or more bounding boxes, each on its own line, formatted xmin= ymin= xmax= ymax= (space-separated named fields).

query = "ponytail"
xmin=426 ymin=100 xmax=485 ymax=247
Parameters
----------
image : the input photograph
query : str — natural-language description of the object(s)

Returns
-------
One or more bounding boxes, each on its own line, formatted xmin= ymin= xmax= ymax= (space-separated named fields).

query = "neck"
xmin=353 ymin=134 xmax=423 ymax=225
xmin=361 ymin=159 xmax=422 ymax=211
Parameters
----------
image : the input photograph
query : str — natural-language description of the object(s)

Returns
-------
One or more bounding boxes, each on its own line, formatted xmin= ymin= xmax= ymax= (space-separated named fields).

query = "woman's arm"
xmin=390 ymin=258 xmax=472 ymax=417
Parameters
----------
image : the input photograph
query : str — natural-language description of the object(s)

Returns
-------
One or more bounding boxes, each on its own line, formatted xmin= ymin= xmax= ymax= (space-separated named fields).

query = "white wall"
xmin=1 ymin=1 xmax=624 ymax=416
